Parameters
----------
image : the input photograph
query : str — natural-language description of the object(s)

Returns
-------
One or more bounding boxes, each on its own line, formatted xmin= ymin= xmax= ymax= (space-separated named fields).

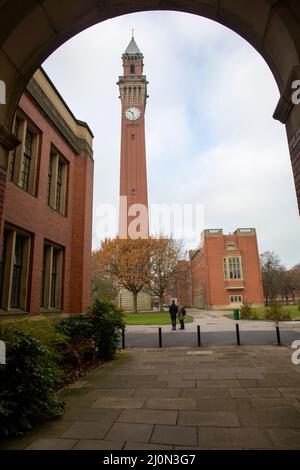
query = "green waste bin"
xmin=233 ymin=309 xmax=240 ymax=321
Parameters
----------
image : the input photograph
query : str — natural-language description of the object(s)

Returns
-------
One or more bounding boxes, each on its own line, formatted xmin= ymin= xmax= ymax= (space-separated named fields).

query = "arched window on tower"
xmin=130 ymin=63 xmax=135 ymax=74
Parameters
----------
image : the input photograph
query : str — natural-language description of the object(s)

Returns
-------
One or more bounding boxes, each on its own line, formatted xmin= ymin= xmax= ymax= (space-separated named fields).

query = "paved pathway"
xmin=125 ymin=309 xmax=300 ymax=348
xmin=2 ymin=345 xmax=300 ymax=450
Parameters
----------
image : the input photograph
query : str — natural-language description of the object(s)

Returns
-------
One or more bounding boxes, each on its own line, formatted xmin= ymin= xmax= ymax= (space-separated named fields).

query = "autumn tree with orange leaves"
xmin=93 ymin=237 xmax=152 ymax=313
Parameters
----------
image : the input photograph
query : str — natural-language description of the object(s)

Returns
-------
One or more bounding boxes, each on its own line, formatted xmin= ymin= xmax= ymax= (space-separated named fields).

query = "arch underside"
xmin=0 ymin=0 xmax=299 ymax=212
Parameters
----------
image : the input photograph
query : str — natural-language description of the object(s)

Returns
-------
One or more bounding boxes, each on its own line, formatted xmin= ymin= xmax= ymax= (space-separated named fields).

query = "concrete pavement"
xmin=124 ymin=309 xmax=300 ymax=348
xmin=2 ymin=344 xmax=300 ymax=450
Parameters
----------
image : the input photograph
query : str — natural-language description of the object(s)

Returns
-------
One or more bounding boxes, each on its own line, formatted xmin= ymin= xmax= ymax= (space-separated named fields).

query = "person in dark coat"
xmin=178 ymin=303 xmax=186 ymax=330
xmin=169 ymin=300 xmax=178 ymax=330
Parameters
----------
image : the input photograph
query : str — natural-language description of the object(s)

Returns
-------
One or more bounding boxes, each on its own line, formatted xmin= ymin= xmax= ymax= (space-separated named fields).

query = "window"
xmin=130 ymin=63 xmax=135 ymax=74
xmin=11 ymin=236 xmax=23 ymax=308
xmin=224 ymin=257 xmax=243 ymax=280
xmin=9 ymin=118 xmax=20 ymax=181
xmin=8 ymin=113 xmax=40 ymax=195
xmin=0 ymin=231 xmax=7 ymax=307
xmin=131 ymin=134 xmax=135 ymax=140
xmin=20 ymin=130 xmax=33 ymax=191
xmin=230 ymin=295 xmax=243 ymax=304
xmin=131 ymin=188 xmax=136 ymax=196
xmin=226 ymin=242 xmax=235 ymax=251
xmin=55 ymin=159 xmax=63 ymax=212
xmin=41 ymin=242 xmax=64 ymax=311
xmin=50 ymin=249 xmax=58 ymax=308
xmin=41 ymin=246 xmax=46 ymax=307
xmin=47 ymin=154 xmax=53 ymax=206
xmin=0 ymin=226 xmax=31 ymax=312
xmin=47 ymin=149 xmax=68 ymax=216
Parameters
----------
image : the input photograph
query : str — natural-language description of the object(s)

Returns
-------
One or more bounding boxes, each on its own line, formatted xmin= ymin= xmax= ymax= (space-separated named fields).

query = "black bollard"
xmin=197 ymin=325 xmax=202 ymax=347
xmin=158 ymin=327 xmax=162 ymax=348
xmin=122 ymin=328 xmax=125 ymax=349
xmin=275 ymin=322 xmax=281 ymax=346
xmin=236 ymin=323 xmax=241 ymax=346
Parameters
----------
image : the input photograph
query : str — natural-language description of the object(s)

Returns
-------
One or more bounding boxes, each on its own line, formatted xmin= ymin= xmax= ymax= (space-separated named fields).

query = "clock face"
xmin=125 ymin=107 xmax=141 ymax=121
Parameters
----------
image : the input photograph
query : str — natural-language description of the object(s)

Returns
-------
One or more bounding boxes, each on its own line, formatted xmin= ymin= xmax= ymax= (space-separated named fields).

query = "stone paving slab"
xmin=73 ymin=439 xmax=125 ymax=450
xmin=197 ymin=427 xmax=274 ymax=449
xmin=267 ymin=429 xmax=300 ymax=449
xmin=105 ymin=423 xmax=153 ymax=443
xmin=196 ymin=398 xmax=250 ymax=411
xmin=124 ymin=442 xmax=172 ymax=450
xmin=250 ymin=398 xmax=300 ymax=409
xmin=179 ymin=411 xmax=240 ymax=427
xmin=238 ymin=407 xmax=300 ymax=428
xmin=62 ymin=407 xmax=120 ymax=422
xmin=133 ymin=389 xmax=181 ymax=398
xmin=118 ymin=409 xmax=178 ymax=425
xmin=92 ymin=397 xmax=145 ymax=409
xmin=62 ymin=421 xmax=113 ymax=440
xmin=151 ymin=425 xmax=197 ymax=447
xmin=26 ymin=439 xmax=77 ymax=450
xmin=230 ymin=387 xmax=281 ymax=398
xmin=145 ymin=398 xmax=197 ymax=410
xmin=2 ymin=345 xmax=300 ymax=450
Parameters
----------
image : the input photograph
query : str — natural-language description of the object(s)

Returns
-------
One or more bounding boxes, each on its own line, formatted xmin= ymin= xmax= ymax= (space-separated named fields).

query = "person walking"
xmin=169 ymin=300 xmax=178 ymax=331
xmin=178 ymin=303 xmax=186 ymax=330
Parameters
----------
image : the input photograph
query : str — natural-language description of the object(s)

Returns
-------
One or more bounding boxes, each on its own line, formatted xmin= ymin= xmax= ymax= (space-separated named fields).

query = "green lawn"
xmin=123 ymin=311 xmax=193 ymax=325
xmin=225 ymin=305 xmax=300 ymax=321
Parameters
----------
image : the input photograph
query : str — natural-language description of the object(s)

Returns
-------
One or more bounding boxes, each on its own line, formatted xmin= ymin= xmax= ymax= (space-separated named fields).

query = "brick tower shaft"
xmin=118 ymin=36 xmax=149 ymax=239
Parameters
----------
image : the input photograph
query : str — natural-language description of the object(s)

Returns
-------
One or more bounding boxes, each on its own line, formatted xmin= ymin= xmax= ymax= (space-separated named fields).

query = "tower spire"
xmin=123 ymin=35 xmax=142 ymax=55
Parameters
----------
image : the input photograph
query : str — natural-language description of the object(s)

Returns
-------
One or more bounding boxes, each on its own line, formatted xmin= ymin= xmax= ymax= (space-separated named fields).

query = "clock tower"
xmin=118 ymin=35 xmax=149 ymax=239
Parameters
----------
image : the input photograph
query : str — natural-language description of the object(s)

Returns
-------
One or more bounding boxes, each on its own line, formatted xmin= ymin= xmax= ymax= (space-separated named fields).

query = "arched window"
xmin=130 ymin=63 xmax=135 ymax=74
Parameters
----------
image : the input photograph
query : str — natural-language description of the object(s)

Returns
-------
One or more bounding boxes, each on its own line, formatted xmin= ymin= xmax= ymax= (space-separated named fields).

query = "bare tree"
xmin=146 ymin=237 xmax=183 ymax=311
xmin=279 ymin=267 xmax=300 ymax=304
xmin=260 ymin=251 xmax=285 ymax=306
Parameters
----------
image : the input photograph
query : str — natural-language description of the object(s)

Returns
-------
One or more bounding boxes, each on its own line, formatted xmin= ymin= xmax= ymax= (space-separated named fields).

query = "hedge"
xmin=0 ymin=298 xmax=125 ymax=437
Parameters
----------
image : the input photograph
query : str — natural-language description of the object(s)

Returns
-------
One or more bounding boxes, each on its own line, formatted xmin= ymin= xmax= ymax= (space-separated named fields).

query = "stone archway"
xmin=0 ymin=0 xmax=299 ymax=238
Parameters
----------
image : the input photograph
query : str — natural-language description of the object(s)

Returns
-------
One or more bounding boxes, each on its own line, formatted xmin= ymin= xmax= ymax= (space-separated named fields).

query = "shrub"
xmin=265 ymin=302 xmax=292 ymax=321
xmin=88 ymin=297 xmax=125 ymax=360
xmin=56 ymin=315 xmax=95 ymax=369
xmin=12 ymin=318 xmax=68 ymax=363
xmin=0 ymin=298 xmax=125 ymax=436
xmin=0 ymin=324 xmax=64 ymax=437
xmin=240 ymin=303 xmax=258 ymax=320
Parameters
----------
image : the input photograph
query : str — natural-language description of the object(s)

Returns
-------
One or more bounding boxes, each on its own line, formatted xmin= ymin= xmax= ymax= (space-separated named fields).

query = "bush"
xmin=0 ymin=324 xmax=64 ymax=437
xmin=56 ymin=315 xmax=95 ymax=369
xmin=12 ymin=318 xmax=68 ymax=363
xmin=265 ymin=302 xmax=292 ymax=321
xmin=240 ymin=303 xmax=258 ymax=320
xmin=0 ymin=298 xmax=125 ymax=437
xmin=88 ymin=297 xmax=125 ymax=360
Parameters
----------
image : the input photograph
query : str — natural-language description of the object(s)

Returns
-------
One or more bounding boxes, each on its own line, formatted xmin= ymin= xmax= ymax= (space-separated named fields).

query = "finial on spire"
xmin=132 ymin=28 xmax=134 ymax=38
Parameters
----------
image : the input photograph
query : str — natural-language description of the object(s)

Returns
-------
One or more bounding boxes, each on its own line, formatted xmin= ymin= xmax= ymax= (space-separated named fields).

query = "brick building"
xmin=0 ymin=68 xmax=94 ymax=316
xmin=168 ymin=228 xmax=264 ymax=310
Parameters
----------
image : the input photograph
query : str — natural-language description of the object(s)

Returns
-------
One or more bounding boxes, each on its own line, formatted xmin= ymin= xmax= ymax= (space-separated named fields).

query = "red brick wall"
xmin=290 ymin=128 xmax=300 ymax=214
xmin=190 ymin=250 xmax=203 ymax=307
xmin=3 ymin=92 xmax=93 ymax=314
xmin=0 ymin=166 xmax=7 ymax=248
xmin=202 ymin=232 xmax=264 ymax=307
xmin=69 ymin=152 xmax=94 ymax=313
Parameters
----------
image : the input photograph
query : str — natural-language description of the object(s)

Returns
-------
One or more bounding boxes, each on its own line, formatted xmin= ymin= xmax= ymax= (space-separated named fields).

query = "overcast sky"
xmin=43 ymin=11 xmax=300 ymax=268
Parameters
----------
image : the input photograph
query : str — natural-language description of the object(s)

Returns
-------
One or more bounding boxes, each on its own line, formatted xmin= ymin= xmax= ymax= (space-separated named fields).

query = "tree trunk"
xmin=160 ymin=293 xmax=164 ymax=312
xmin=133 ymin=292 xmax=138 ymax=314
